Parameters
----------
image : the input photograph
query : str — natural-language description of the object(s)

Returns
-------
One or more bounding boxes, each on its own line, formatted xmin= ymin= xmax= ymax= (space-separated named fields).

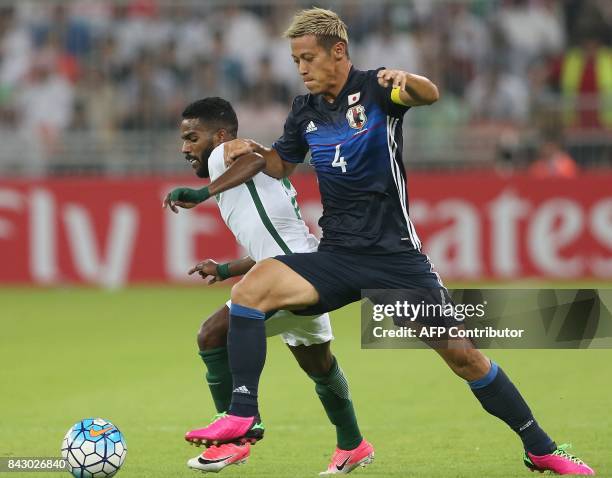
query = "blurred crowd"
xmin=0 ymin=0 xmax=611 ymax=175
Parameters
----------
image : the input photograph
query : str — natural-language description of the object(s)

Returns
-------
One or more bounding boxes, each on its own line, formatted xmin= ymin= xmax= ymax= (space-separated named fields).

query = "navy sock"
xmin=469 ymin=362 xmax=556 ymax=456
xmin=227 ymin=304 xmax=266 ymax=417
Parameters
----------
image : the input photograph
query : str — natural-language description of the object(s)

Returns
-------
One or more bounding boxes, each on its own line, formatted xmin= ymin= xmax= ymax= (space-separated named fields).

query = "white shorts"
xmin=225 ymin=300 xmax=333 ymax=347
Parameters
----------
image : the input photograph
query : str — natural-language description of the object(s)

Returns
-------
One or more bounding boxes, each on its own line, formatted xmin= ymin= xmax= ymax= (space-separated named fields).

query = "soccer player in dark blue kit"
xmin=182 ymin=7 xmax=594 ymax=475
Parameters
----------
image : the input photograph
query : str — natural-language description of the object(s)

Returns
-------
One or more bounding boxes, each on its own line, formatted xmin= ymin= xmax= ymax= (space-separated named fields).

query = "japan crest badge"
xmin=346 ymin=104 xmax=367 ymax=130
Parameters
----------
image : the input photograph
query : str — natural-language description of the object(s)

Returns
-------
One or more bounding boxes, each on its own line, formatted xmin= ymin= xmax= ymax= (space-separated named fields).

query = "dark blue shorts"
xmin=274 ymin=249 xmax=447 ymax=317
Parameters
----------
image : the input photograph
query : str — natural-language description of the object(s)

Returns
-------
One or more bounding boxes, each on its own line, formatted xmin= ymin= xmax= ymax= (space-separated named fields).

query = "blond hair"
xmin=284 ymin=7 xmax=349 ymax=53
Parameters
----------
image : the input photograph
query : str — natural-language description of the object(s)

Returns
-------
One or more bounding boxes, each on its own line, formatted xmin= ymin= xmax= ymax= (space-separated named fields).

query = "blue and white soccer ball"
xmin=61 ymin=418 xmax=127 ymax=478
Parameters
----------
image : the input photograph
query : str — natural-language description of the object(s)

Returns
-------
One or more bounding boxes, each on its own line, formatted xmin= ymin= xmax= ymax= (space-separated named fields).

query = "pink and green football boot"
xmin=187 ymin=442 xmax=250 ymax=473
xmin=524 ymin=444 xmax=594 ymax=475
xmin=319 ymin=439 xmax=375 ymax=475
xmin=185 ymin=413 xmax=264 ymax=447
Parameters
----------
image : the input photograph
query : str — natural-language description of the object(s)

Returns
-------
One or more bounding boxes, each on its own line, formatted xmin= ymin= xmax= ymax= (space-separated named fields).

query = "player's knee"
xmin=230 ymin=278 xmax=266 ymax=310
xmin=446 ymin=349 xmax=489 ymax=380
xmin=197 ymin=315 xmax=228 ymax=351
xmin=196 ymin=321 xmax=211 ymax=350
xmin=302 ymin=357 xmax=333 ymax=376
xmin=292 ymin=343 xmax=333 ymax=376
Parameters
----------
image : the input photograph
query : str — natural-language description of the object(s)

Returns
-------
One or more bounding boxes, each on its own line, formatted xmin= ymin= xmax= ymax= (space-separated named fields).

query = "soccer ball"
xmin=61 ymin=418 xmax=127 ymax=478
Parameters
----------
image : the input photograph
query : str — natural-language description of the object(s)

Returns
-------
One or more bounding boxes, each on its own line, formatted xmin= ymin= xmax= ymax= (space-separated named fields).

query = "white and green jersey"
xmin=208 ymin=143 xmax=319 ymax=261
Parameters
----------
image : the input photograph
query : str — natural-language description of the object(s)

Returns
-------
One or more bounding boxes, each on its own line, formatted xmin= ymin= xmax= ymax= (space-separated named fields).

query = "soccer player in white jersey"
xmin=163 ymin=97 xmax=374 ymax=475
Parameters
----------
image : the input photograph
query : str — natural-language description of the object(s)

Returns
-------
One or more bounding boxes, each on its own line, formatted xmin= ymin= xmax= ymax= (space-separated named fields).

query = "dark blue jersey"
xmin=273 ymin=67 xmax=421 ymax=254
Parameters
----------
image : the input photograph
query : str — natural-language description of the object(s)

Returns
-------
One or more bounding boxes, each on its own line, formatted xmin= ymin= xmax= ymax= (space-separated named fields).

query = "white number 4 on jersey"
xmin=332 ymin=144 xmax=347 ymax=173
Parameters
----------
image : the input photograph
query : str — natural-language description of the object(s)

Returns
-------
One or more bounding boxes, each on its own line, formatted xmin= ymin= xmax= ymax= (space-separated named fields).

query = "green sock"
xmin=309 ymin=356 xmax=363 ymax=450
xmin=199 ymin=347 xmax=233 ymax=413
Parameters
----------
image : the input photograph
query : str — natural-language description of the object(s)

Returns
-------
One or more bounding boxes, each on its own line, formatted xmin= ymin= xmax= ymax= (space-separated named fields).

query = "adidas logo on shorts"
xmin=305 ymin=121 xmax=317 ymax=133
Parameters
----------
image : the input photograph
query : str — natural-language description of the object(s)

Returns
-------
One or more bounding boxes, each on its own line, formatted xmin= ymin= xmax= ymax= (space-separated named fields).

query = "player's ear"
xmin=213 ymin=129 xmax=226 ymax=146
xmin=333 ymin=41 xmax=346 ymax=60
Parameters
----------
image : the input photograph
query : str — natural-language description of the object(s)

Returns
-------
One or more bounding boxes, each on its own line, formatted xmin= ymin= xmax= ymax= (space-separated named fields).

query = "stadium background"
xmin=1 ymin=1 xmax=611 ymax=477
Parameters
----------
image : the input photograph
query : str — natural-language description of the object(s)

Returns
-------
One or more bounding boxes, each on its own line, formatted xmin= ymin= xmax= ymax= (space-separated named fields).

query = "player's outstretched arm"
xmin=377 ymin=69 xmax=439 ymax=107
xmin=163 ymin=152 xmax=266 ymax=213
xmin=188 ymin=256 xmax=256 ymax=284
xmin=208 ymin=152 xmax=266 ymax=195
xmin=224 ymin=139 xmax=298 ymax=179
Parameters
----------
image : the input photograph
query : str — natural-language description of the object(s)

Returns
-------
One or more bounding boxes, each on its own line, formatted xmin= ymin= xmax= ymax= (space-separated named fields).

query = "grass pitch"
xmin=1 ymin=286 xmax=610 ymax=477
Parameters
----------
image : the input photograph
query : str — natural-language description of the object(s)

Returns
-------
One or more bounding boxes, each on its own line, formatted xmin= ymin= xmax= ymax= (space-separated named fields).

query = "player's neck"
xmin=322 ymin=62 xmax=352 ymax=103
